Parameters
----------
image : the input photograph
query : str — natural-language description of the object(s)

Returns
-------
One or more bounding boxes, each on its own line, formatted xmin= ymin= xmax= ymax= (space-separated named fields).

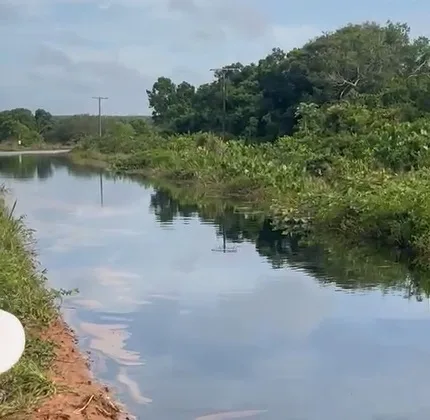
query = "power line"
xmin=91 ymin=96 xmax=108 ymax=137
xmin=209 ymin=67 xmax=236 ymax=141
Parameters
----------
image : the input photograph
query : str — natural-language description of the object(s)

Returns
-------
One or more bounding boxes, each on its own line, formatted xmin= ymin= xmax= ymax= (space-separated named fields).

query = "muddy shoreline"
xmin=33 ymin=318 xmax=131 ymax=420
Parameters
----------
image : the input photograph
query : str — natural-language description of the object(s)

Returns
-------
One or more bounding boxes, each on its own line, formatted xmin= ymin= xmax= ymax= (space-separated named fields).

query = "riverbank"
xmin=0 ymin=195 xmax=126 ymax=419
xmin=71 ymin=127 xmax=430 ymax=269
xmin=70 ymin=148 xmax=270 ymax=204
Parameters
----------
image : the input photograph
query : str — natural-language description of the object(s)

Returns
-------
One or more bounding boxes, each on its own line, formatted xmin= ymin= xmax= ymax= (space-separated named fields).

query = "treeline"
xmin=0 ymin=108 xmax=151 ymax=145
xmin=147 ymin=21 xmax=430 ymax=142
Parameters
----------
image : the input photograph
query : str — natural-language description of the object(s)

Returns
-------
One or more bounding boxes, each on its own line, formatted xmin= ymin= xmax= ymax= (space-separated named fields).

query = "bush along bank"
xmin=72 ymin=99 xmax=430 ymax=270
xmin=0 ymin=195 xmax=124 ymax=419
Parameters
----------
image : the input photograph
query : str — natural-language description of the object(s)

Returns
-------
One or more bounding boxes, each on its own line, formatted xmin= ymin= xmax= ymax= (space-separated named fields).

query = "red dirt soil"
xmin=32 ymin=318 xmax=132 ymax=420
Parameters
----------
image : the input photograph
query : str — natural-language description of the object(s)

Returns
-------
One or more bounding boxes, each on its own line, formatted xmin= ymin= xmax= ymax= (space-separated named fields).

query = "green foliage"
xmin=34 ymin=109 xmax=54 ymax=135
xmin=145 ymin=21 xmax=430 ymax=142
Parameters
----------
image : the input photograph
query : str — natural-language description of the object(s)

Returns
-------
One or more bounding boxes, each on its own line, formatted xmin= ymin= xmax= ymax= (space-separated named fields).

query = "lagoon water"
xmin=1 ymin=153 xmax=430 ymax=420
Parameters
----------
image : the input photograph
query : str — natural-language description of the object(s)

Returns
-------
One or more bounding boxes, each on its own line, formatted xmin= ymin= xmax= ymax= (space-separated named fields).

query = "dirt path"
xmin=33 ymin=318 xmax=132 ymax=420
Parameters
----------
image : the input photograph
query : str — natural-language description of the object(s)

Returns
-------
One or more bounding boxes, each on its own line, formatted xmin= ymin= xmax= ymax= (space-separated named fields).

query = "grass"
xmin=71 ymin=148 xmax=270 ymax=203
xmin=0 ymin=191 xmax=59 ymax=419
xmin=68 ymin=150 xmax=111 ymax=169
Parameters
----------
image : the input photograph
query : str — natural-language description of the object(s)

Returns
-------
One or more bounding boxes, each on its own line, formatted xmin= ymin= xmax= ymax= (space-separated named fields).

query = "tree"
xmin=146 ymin=77 xmax=179 ymax=128
xmin=7 ymin=108 xmax=36 ymax=130
xmin=0 ymin=109 xmax=40 ymax=143
xmin=46 ymin=115 xmax=98 ymax=143
xmin=35 ymin=109 xmax=53 ymax=135
xmin=146 ymin=21 xmax=430 ymax=142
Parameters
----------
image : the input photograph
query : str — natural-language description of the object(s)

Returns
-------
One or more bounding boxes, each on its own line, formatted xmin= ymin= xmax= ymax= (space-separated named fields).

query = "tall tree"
xmin=35 ymin=108 xmax=53 ymax=135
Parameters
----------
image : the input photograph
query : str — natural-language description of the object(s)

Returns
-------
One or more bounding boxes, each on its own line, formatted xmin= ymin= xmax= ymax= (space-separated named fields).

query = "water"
xmin=1 ymin=153 xmax=430 ymax=420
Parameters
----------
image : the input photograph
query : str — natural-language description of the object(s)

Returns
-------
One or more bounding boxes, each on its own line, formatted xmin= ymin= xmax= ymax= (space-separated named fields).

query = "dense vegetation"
xmin=146 ymin=21 xmax=430 ymax=142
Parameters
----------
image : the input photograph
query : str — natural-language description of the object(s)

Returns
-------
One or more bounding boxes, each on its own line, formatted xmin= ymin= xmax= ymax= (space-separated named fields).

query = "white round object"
xmin=0 ymin=309 xmax=26 ymax=374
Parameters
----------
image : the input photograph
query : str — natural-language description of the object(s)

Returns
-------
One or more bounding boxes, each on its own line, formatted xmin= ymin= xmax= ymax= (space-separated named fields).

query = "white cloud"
xmin=0 ymin=0 xmax=321 ymax=114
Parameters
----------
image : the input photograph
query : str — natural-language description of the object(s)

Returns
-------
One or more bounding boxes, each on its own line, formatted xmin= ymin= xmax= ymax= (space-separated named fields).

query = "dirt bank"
xmin=33 ymin=318 xmax=131 ymax=420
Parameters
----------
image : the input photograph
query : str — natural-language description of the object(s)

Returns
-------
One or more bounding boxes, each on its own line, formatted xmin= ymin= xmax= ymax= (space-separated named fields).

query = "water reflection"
xmin=0 ymin=153 xmax=54 ymax=180
xmin=2 ymin=155 xmax=430 ymax=420
xmin=147 ymin=186 xmax=430 ymax=301
xmin=79 ymin=321 xmax=142 ymax=366
xmin=7 ymin=153 xmax=419 ymax=298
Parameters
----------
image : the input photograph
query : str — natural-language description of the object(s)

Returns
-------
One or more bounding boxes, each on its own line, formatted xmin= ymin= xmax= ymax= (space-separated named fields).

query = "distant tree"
xmin=46 ymin=115 xmax=98 ymax=143
xmin=129 ymin=118 xmax=152 ymax=135
xmin=35 ymin=109 xmax=54 ymax=135
xmin=146 ymin=77 xmax=178 ymax=127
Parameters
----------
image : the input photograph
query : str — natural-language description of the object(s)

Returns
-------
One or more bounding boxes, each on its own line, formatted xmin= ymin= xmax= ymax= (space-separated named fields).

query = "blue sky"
xmin=0 ymin=0 xmax=429 ymax=115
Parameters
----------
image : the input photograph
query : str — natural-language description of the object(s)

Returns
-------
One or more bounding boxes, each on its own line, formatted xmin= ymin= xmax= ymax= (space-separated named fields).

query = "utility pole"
xmin=92 ymin=96 xmax=107 ymax=208
xmin=209 ymin=67 xmax=236 ymax=141
xmin=92 ymin=96 xmax=108 ymax=137
xmin=211 ymin=219 xmax=237 ymax=253
xmin=99 ymin=169 xmax=104 ymax=208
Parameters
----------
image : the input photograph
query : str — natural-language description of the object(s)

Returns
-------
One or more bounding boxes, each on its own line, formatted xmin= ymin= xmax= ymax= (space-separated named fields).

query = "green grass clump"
xmin=0 ymin=196 xmax=58 ymax=418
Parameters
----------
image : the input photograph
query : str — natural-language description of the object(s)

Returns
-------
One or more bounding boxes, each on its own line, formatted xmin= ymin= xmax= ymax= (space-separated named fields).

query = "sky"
xmin=1 ymin=0 xmax=430 ymax=115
